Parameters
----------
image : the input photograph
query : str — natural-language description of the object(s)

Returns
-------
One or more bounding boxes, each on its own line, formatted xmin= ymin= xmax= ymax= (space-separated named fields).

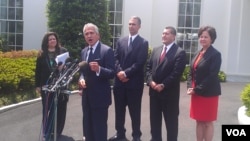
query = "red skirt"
xmin=190 ymin=94 xmax=219 ymax=121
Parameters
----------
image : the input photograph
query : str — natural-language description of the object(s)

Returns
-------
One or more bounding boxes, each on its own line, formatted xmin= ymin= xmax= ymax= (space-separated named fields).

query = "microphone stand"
xmin=43 ymin=61 xmax=81 ymax=141
xmin=53 ymin=89 xmax=58 ymax=141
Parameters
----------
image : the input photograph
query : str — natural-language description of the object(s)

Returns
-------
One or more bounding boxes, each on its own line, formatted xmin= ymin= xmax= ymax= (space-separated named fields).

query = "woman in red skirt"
xmin=187 ymin=26 xmax=222 ymax=141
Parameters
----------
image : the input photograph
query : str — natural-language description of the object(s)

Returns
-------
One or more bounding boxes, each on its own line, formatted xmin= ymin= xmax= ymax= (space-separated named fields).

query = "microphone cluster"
xmin=43 ymin=58 xmax=88 ymax=93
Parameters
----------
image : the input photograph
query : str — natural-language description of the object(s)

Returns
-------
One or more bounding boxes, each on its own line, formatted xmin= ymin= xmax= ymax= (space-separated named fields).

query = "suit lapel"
xmin=93 ymin=42 xmax=101 ymax=60
xmin=158 ymin=44 xmax=176 ymax=65
xmin=125 ymin=36 xmax=139 ymax=58
xmin=196 ymin=46 xmax=214 ymax=67
xmin=82 ymin=47 xmax=88 ymax=61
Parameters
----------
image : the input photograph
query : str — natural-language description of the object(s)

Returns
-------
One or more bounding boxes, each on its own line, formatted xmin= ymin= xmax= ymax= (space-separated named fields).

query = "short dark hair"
xmin=165 ymin=26 xmax=176 ymax=36
xmin=131 ymin=16 xmax=141 ymax=25
xmin=198 ymin=26 xmax=217 ymax=44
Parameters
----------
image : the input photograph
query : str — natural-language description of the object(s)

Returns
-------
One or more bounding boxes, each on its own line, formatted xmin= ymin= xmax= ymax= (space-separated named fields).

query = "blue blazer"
xmin=187 ymin=46 xmax=221 ymax=97
xmin=114 ymin=35 xmax=149 ymax=90
xmin=80 ymin=42 xmax=115 ymax=108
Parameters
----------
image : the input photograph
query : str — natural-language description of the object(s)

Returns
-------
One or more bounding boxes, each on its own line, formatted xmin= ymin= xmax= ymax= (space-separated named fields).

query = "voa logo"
xmin=226 ymin=129 xmax=246 ymax=136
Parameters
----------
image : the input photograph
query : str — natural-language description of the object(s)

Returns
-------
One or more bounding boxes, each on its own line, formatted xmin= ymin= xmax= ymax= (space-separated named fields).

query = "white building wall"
xmin=237 ymin=0 xmax=250 ymax=77
xmin=122 ymin=0 xmax=153 ymax=45
xmin=23 ymin=0 xmax=48 ymax=50
xmin=201 ymin=0 xmax=250 ymax=81
xmin=200 ymin=0 xmax=230 ymax=73
xmin=21 ymin=0 xmax=250 ymax=82
xmin=122 ymin=0 xmax=179 ymax=48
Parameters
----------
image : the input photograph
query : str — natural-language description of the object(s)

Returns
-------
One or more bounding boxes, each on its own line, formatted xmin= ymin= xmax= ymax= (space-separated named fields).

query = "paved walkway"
xmin=0 ymin=82 xmax=247 ymax=141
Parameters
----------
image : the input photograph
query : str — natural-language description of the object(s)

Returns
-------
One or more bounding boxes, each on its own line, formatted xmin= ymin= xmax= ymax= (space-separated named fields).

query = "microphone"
xmin=67 ymin=61 xmax=88 ymax=79
xmin=62 ymin=61 xmax=88 ymax=87
xmin=78 ymin=61 xmax=88 ymax=70
xmin=57 ymin=61 xmax=63 ymax=67
xmin=46 ymin=59 xmax=87 ymax=92
xmin=48 ymin=61 xmax=63 ymax=79
xmin=60 ymin=58 xmax=76 ymax=75
xmin=73 ymin=58 xmax=79 ymax=63
xmin=64 ymin=57 xmax=72 ymax=65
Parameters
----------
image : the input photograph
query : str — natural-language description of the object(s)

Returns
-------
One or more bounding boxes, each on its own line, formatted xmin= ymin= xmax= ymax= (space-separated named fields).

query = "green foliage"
xmin=0 ymin=50 xmax=40 ymax=107
xmin=0 ymin=51 xmax=37 ymax=94
xmin=144 ymin=47 xmax=152 ymax=81
xmin=218 ymin=71 xmax=226 ymax=82
xmin=0 ymin=35 xmax=9 ymax=52
xmin=0 ymin=90 xmax=39 ymax=107
xmin=240 ymin=84 xmax=250 ymax=117
xmin=0 ymin=50 xmax=81 ymax=107
xmin=181 ymin=65 xmax=190 ymax=81
xmin=47 ymin=0 xmax=111 ymax=59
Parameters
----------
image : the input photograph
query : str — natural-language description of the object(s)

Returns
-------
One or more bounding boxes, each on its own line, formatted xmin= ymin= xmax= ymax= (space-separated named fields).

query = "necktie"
xmin=159 ymin=46 xmax=167 ymax=63
xmin=128 ymin=37 xmax=133 ymax=48
xmin=88 ymin=47 xmax=94 ymax=62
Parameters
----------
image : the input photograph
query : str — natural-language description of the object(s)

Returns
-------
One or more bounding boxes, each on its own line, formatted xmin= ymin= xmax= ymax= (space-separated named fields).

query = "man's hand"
xmin=154 ymin=84 xmax=164 ymax=92
xmin=117 ymin=71 xmax=129 ymax=82
xmin=150 ymin=81 xmax=164 ymax=92
xmin=89 ymin=61 xmax=100 ymax=73
xmin=78 ymin=79 xmax=87 ymax=89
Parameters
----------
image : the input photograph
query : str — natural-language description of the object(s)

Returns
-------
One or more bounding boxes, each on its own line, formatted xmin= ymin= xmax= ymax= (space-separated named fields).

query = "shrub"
xmin=240 ymin=83 xmax=250 ymax=117
xmin=218 ymin=71 xmax=226 ymax=82
xmin=0 ymin=50 xmax=37 ymax=94
xmin=181 ymin=65 xmax=190 ymax=81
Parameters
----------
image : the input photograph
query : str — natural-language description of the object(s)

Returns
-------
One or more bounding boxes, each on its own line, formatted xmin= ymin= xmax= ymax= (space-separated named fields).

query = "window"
xmin=107 ymin=0 xmax=123 ymax=49
xmin=0 ymin=0 xmax=23 ymax=51
xmin=177 ymin=0 xmax=201 ymax=64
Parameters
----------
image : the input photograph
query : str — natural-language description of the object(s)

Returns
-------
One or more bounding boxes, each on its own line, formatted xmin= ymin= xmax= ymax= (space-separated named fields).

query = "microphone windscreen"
xmin=73 ymin=58 xmax=79 ymax=63
xmin=78 ymin=61 xmax=88 ymax=68
xmin=57 ymin=61 xmax=63 ymax=66
xmin=65 ymin=57 xmax=73 ymax=64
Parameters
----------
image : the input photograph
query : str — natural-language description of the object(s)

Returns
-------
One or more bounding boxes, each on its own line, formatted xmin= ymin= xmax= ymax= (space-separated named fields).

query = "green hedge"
xmin=240 ymin=83 xmax=250 ymax=117
xmin=0 ymin=51 xmax=37 ymax=94
xmin=0 ymin=50 xmax=39 ymax=107
xmin=0 ymin=57 xmax=36 ymax=93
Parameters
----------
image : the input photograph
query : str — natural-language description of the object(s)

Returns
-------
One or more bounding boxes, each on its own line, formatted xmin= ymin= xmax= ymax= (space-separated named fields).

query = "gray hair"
xmin=83 ymin=23 xmax=99 ymax=34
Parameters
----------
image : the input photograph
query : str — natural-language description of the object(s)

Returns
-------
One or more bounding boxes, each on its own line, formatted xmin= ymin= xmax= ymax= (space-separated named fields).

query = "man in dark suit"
xmin=146 ymin=26 xmax=186 ymax=141
xmin=108 ymin=16 xmax=148 ymax=141
xmin=78 ymin=23 xmax=115 ymax=141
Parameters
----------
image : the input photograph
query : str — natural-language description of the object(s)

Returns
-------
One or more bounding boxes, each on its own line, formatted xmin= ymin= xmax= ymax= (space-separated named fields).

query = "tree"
xmin=47 ymin=0 xmax=111 ymax=59
xmin=0 ymin=35 xmax=8 ymax=52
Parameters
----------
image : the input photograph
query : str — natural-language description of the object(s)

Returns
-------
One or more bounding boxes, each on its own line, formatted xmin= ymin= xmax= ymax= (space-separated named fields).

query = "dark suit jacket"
xmin=187 ymin=46 xmax=221 ymax=97
xmin=114 ymin=35 xmax=148 ymax=90
xmin=35 ymin=47 xmax=67 ymax=87
xmin=146 ymin=43 xmax=186 ymax=97
xmin=80 ymin=42 xmax=115 ymax=108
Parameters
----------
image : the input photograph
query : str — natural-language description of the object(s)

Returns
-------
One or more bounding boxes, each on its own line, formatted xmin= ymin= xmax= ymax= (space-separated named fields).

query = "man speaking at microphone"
xmin=78 ymin=23 xmax=115 ymax=141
